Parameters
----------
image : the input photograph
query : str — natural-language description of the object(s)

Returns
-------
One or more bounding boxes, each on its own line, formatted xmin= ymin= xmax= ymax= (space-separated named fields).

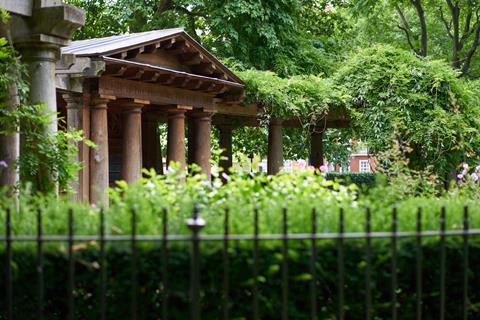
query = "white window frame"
xmin=359 ymin=160 xmax=370 ymax=173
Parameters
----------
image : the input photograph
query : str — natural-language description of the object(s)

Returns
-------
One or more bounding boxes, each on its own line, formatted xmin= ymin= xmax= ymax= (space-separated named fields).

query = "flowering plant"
xmin=457 ymin=163 xmax=480 ymax=183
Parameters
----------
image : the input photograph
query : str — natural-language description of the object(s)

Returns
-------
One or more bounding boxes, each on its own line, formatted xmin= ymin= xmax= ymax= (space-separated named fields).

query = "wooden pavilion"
xmin=56 ymin=29 xmax=348 ymax=206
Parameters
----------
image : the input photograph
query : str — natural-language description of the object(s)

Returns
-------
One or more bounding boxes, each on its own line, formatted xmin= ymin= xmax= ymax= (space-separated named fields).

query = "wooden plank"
xmin=0 ymin=0 xmax=32 ymax=16
xmin=98 ymin=76 xmax=215 ymax=108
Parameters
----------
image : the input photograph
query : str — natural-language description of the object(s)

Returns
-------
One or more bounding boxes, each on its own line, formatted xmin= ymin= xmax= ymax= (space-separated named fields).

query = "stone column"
xmin=122 ymin=106 xmax=143 ymax=183
xmin=218 ymin=125 xmax=233 ymax=173
xmin=310 ymin=131 xmax=324 ymax=169
xmin=89 ymin=97 xmax=111 ymax=207
xmin=0 ymin=24 xmax=19 ymax=191
xmin=142 ymin=114 xmax=163 ymax=174
xmin=21 ymin=45 xmax=60 ymax=133
xmin=190 ymin=112 xmax=213 ymax=179
xmin=63 ymin=92 xmax=90 ymax=201
xmin=267 ymin=119 xmax=283 ymax=175
xmin=167 ymin=110 xmax=186 ymax=169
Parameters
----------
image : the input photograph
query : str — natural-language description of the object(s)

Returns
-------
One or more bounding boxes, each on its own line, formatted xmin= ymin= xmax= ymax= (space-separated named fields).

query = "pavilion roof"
xmin=61 ymin=28 xmax=243 ymax=84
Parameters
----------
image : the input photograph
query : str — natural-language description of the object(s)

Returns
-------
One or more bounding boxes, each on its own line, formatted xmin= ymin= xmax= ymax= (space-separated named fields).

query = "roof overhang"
xmin=102 ymin=57 xmax=243 ymax=97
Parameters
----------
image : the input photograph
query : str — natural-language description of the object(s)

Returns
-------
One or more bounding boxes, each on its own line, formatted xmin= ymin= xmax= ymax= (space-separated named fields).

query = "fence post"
xmin=187 ymin=204 xmax=206 ymax=320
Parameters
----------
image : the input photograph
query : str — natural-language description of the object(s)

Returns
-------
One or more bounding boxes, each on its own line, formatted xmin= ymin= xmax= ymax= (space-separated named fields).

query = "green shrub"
xmin=326 ymin=172 xmax=376 ymax=187
xmin=1 ymin=240 xmax=479 ymax=319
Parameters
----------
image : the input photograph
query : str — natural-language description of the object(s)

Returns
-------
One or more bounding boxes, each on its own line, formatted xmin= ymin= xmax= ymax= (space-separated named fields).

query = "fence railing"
xmin=1 ymin=205 xmax=477 ymax=319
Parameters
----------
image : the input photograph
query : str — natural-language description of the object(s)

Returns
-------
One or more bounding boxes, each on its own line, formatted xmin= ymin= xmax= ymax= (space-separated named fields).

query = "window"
xmin=359 ymin=160 xmax=370 ymax=173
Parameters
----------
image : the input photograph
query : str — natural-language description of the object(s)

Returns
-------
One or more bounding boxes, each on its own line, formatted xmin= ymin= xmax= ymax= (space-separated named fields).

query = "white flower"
xmin=471 ymin=173 xmax=479 ymax=182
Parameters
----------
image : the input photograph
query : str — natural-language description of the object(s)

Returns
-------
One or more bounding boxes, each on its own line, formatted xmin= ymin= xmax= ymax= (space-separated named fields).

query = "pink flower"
xmin=319 ymin=165 xmax=328 ymax=172
xmin=457 ymin=173 xmax=464 ymax=180
xmin=0 ymin=160 xmax=7 ymax=168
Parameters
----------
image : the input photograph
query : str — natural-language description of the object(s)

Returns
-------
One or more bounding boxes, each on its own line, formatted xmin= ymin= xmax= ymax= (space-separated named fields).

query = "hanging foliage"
xmin=237 ymin=69 xmax=348 ymax=126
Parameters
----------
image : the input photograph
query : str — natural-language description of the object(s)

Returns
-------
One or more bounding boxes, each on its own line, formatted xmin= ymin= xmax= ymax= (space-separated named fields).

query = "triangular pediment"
xmin=62 ymin=28 xmax=242 ymax=84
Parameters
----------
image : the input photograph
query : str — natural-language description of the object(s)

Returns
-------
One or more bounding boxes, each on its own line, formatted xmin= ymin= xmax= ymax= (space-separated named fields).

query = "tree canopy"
xmin=335 ymin=44 xmax=480 ymax=176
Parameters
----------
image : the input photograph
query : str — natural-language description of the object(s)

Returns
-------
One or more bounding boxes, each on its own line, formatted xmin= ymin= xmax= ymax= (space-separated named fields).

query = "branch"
xmin=396 ymin=6 xmax=419 ymax=54
xmin=396 ymin=5 xmax=411 ymax=30
xmin=463 ymin=0 xmax=473 ymax=36
xmin=156 ymin=0 xmax=173 ymax=15
xmin=439 ymin=7 xmax=454 ymax=39
xmin=461 ymin=15 xmax=480 ymax=76
xmin=398 ymin=25 xmax=418 ymax=54
xmin=410 ymin=0 xmax=428 ymax=56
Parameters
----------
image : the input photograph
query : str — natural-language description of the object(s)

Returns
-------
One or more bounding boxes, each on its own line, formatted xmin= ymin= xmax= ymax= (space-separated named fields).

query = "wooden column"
xmin=121 ymin=105 xmax=143 ymax=183
xmin=218 ymin=125 xmax=233 ymax=173
xmin=89 ymin=96 xmax=112 ymax=207
xmin=142 ymin=113 xmax=163 ymax=174
xmin=267 ymin=119 xmax=283 ymax=175
xmin=187 ymin=116 xmax=195 ymax=166
xmin=310 ymin=131 xmax=324 ymax=169
xmin=167 ymin=110 xmax=186 ymax=169
xmin=64 ymin=92 xmax=89 ymax=201
xmin=190 ymin=112 xmax=213 ymax=179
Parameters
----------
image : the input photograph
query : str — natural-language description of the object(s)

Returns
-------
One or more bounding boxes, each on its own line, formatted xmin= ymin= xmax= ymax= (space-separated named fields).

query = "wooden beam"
xmin=216 ymin=103 xmax=259 ymax=117
xmin=144 ymin=43 xmax=160 ymax=53
xmin=104 ymin=65 xmax=128 ymax=77
xmin=98 ymin=77 xmax=215 ymax=108
xmin=125 ymin=47 xmax=144 ymax=59
xmin=124 ymin=68 xmax=145 ymax=80
xmin=161 ymin=38 xmax=177 ymax=49
xmin=168 ymin=41 xmax=191 ymax=54
xmin=179 ymin=52 xmax=204 ymax=65
xmin=193 ymin=62 xmax=216 ymax=75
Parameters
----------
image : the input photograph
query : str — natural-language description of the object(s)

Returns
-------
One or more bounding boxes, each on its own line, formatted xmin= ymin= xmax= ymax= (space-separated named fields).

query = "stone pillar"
xmin=190 ymin=112 xmax=213 ymax=179
xmin=63 ymin=93 xmax=90 ymax=201
xmin=0 ymin=25 xmax=19 ymax=191
xmin=142 ymin=114 xmax=163 ymax=174
xmin=89 ymin=97 xmax=111 ymax=207
xmin=121 ymin=106 xmax=143 ymax=183
xmin=267 ymin=119 xmax=283 ymax=175
xmin=21 ymin=45 xmax=60 ymax=133
xmin=310 ymin=131 xmax=324 ymax=169
xmin=218 ymin=125 xmax=233 ymax=173
xmin=167 ymin=110 xmax=186 ymax=169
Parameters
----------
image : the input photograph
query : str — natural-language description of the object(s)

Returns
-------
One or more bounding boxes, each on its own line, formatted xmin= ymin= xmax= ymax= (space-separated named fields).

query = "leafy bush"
xmin=1 ymin=171 xmax=480 ymax=318
xmin=334 ymin=44 xmax=480 ymax=178
xmin=1 ymin=239 xmax=479 ymax=319
xmin=326 ymin=172 xmax=376 ymax=187
xmin=1 ymin=170 xmax=480 ymax=237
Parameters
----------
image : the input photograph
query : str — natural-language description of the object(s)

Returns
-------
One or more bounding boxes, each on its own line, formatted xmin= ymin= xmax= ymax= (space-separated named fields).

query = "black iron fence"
xmin=1 ymin=205 xmax=478 ymax=319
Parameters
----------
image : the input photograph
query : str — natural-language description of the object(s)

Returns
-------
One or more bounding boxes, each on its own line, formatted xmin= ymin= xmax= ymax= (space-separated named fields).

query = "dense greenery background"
xmin=63 ymin=0 xmax=480 ymax=175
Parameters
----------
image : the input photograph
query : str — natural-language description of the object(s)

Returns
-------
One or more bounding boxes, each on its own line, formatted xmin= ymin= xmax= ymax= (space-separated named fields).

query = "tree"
xmin=355 ymin=0 xmax=480 ymax=77
xmin=335 ymin=44 xmax=480 ymax=178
